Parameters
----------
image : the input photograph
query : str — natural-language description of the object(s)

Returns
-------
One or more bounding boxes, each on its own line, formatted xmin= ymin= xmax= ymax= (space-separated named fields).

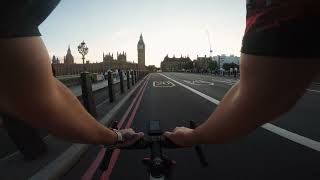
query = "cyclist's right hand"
xmin=164 ymin=127 xmax=197 ymax=147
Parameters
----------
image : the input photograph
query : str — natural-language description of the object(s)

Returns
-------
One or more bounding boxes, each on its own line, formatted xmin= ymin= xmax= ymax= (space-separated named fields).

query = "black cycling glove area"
xmin=0 ymin=0 xmax=61 ymax=38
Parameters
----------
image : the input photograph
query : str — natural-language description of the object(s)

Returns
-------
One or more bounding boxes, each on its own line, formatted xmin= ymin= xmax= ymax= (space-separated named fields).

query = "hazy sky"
xmin=40 ymin=0 xmax=246 ymax=67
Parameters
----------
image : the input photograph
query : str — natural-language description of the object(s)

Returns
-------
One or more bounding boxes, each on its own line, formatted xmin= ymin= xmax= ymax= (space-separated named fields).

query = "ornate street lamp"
xmin=78 ymin=41 xmax=89 ymax=65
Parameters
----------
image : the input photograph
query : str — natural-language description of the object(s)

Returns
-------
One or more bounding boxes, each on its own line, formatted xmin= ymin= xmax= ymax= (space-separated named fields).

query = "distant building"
xmin=102 ymin=51 xmax=129 ymax=69
xmin=52 ymin=55 xmax=60 ymax=64
xmin=194 ymin=55 xmax=212 ymax=72
xmin=161 ymin=55 xmax=192 ymax=72
xmin=213 ymin=54 xmax=240 ymax=67
xmin=53 ymin=50 xmax=138 ymax=76
xmin=64 ymin=46 xmax=74 ymax=64
xmin=137 ymin=33 xmax=146 ymax=70
xmin=52 ymin=61 xmax=138 ymax=76
xmin=117 ymin=52 xmax=127 ymax=62
xmin=103 ymin=52 xmax=114 ymax=62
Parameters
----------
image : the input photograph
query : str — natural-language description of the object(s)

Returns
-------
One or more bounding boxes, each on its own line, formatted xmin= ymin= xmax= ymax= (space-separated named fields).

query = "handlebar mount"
xmin=102 ymin=120 xmax=208 ymax=179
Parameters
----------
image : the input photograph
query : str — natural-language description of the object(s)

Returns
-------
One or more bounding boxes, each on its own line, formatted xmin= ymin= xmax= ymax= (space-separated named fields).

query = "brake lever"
xmin=190 ymin=121 xmax=209 ymax=167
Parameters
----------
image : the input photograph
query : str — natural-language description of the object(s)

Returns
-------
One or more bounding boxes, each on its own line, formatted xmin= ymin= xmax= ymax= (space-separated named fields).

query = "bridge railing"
xmin=0 ymin=69 xmax=149 ymax=161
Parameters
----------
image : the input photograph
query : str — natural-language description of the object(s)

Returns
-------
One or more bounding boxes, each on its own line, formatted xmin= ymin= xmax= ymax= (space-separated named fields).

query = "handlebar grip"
xmin=161 ymin=138 xmax=181 ymax=149
xmin=190 ymin=121 xmax=197 ymax=129
xmin=119 ymin=138 xmax=149 ymax=150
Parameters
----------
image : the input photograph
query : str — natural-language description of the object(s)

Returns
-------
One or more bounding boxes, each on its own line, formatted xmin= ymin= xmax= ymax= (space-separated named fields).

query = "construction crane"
xmin=206 ymin=30 xmax=213 ymax=58
xmin=206 ymin=30 xmax=220 ymax=72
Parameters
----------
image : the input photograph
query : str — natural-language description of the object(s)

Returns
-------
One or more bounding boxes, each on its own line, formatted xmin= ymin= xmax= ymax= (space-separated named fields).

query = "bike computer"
xmin=148 ymin=120 xmax=162 ymax=135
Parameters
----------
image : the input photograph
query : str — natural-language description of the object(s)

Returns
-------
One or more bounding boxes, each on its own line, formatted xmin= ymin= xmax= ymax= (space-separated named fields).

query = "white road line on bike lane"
xmin=100 ymin=76 xmax=150 ymax=180
xmin=81 ymin=76 xmax=150 ymax=180
xmin=159 ymin=73 xmax=320 ymax=152
xmin=307 ymin=89 xmax=320 ymax=93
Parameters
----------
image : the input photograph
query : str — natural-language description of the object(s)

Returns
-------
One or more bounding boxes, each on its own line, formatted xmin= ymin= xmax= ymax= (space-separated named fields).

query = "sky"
xmin=40 ymin=0 xmax=246 ymax=67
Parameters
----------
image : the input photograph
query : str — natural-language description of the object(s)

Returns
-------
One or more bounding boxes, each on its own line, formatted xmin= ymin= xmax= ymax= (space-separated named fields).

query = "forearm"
xmin=193 ymin=82 xmax=301 ymax=144
xmin=0 ymin=37 xmax=117 ymax=145
xmin=192 ymin=54 xmax=320 ymax=144
xmin=17 ymin=80 xmax=117 ymax=145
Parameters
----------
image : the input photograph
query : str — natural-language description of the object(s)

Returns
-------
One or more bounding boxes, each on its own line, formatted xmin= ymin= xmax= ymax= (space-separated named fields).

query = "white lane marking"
xmin=307 ymin=89 xmax=320 ymax=93
xmin=198 ymin=80 xmax=215 ymax=86
xmin=160 ymin=73 xmax=320 ymax=152
xmin=262 ymin=124 xmax=320 ymax=151
xmin=211 ymin=79 xmax=235 ymax=85
xmin=162 ymin=75 xmax=220 ymax=105
xmin=183 ymin=80 xmax=201 ymax=86
xmin=153 ymin=81 xmax=175 ymax=88
xmin=183 ymin=80 xmax=214 ymax=86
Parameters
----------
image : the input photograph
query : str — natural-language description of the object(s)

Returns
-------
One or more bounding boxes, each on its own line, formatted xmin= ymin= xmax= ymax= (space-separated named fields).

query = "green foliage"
xmin=208 ymin=60 xmax=218 ymax=70
xmin=222 ymin=63 xmax=239 ymax=71
xmin=184 ymin=61 xmax=194 ymax=70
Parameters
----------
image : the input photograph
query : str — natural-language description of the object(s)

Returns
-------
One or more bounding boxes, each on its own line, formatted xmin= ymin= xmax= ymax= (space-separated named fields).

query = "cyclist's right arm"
xmin=0 ymin=37 xmax=118 ymax=145
xmin=165 ymin=54 xmax=320 ymax=146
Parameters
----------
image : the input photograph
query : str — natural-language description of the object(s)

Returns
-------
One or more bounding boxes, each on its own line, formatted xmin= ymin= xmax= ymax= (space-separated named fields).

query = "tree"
xmin=223 ymin=63 xmax=239 ymax=71
xmin=184 ymin=61 xmax=193 ymax=70
xmin=208 ymin=60 xmax=218 ymax=71
xmin=147 ymin=65 xmax=157 ymax=72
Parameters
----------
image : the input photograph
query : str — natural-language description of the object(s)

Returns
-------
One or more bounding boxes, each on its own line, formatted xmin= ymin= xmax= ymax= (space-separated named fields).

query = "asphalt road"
xmin=66 ymin=72 xmax=320 ymax=180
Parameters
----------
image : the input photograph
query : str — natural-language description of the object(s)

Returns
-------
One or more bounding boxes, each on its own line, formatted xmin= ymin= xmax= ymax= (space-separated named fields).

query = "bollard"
xmin=2 ymin=115 xmax=47 ymax=161
xmin=119 ymin=69 xmax=124 ymax=94
xmin=133 ymin=71 xmax=136 ymax=83
xmin=131 ymin=71 xmax=134 ymax=86
xmin=127 ymin=70 xmax=131 ymax=90
xmin=81 ymin=72 xmax=97 ymax=117
xmin=108 ymin=71 xmax=115 ymax=103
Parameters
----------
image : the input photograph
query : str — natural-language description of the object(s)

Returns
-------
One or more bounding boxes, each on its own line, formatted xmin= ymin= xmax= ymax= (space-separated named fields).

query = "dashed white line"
xmin=307 ymin=89 xmax=320 ymax=93
xmin=160 ymin=73 xmax=320 ymax=152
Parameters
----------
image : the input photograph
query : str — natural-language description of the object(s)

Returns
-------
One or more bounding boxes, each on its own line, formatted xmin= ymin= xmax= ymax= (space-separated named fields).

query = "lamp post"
xmin=78 ymin=40 xmax=89 ymax=65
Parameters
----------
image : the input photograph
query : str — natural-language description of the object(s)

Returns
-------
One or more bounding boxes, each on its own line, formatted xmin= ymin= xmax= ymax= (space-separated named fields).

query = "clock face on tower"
xmin=138 ymin=44 xmax=144 ymax=50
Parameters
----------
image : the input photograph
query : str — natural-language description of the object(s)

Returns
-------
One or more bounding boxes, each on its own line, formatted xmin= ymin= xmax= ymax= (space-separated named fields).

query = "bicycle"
xmin=102 ymin=120 xmax=208 ymax=180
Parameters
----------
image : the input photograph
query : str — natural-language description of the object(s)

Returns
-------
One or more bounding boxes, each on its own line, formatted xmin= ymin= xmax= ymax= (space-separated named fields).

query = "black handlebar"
xmin=119 ymin=136 xmax=181 ymax=150
xmin=102 ymin=120 xmax=208 ymax=178
xmin=190 ymin=121 xmax=209 ymax=167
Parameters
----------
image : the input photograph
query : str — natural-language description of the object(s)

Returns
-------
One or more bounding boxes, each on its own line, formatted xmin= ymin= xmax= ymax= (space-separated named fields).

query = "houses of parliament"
xmin=52 ymin=34 xmax=146 ymax=76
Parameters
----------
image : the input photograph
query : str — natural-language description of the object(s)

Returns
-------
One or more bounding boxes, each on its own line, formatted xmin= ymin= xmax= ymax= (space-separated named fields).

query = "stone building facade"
xmin=160 ymin=55 xmax=192 ymax=72
xmin=137 ymin=34 xmax=146 ymax=70
xmin=64 ymin=46 xmax=74 ymax=64
xmin=194 ymin=55 xmax=212 ymax=71
xmin=52 ymin=34 xmax=145 ymax=76
xmin=52 ymin=48 xmax=137 ymax=76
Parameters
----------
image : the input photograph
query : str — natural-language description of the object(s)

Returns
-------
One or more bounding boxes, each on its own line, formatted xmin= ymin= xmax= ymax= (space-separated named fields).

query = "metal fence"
xmin=0 ymin=69 xmax=148 ymax=161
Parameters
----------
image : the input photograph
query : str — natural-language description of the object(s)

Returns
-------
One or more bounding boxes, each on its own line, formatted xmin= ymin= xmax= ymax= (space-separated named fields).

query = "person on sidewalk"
xmin=0 ymin=0 xmax=142 ymax=147
xmin=165 ymin=0 xmax=320 ymax=146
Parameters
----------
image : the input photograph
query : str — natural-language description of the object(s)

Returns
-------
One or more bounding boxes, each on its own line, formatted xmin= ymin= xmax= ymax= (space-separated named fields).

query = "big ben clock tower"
xmin=137 ymin=33 xmax=146 ymax=70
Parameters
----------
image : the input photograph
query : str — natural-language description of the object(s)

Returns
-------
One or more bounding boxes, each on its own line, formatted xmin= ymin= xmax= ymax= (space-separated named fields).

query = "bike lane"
xmin=108 ymin=73 xmax=320 ymax=180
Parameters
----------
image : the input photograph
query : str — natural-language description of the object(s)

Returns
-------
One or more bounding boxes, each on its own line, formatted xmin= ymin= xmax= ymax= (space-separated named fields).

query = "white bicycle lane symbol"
xmin=153 ymin=81 xmax=176 ymax=88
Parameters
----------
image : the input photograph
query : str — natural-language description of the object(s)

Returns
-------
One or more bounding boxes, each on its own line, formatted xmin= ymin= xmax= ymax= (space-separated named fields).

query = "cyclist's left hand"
xmin=116 ymin=129 xmax=144 ymax=148
xmin=164 ymin=127 xmax=197 ymax=147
